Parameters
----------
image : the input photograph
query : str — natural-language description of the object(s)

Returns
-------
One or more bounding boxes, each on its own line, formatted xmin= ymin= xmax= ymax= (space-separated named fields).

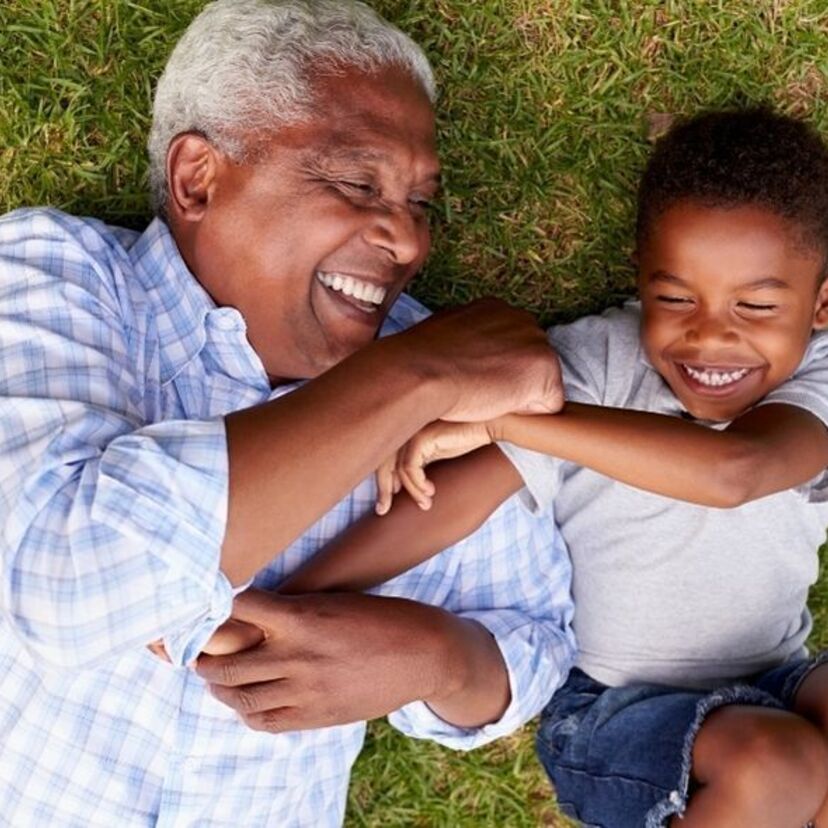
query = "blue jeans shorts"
xmin=537 ymin=652 xmax=828 ymax=828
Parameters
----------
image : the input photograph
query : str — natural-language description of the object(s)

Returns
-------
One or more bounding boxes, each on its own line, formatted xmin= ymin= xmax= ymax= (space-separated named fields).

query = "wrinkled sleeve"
xmin=757 ymin=331 xmax=828 ymax=502
xmin=0 ymin=222 xmax=230 ymax=669
xmin=383 ymin=495 xmax=575 ymax=750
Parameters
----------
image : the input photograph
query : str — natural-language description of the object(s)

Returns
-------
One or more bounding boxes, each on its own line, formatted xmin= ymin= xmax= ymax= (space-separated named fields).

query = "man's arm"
xmin=220 ymin=300 xmax=561 ymax=585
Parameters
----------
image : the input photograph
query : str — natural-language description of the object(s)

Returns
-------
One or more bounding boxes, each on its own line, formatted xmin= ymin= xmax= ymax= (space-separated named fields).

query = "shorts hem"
xmin=782 ymin=650 xmax=828 ymax=704
xmin=643 ymin=685 xmax=784 ymax=828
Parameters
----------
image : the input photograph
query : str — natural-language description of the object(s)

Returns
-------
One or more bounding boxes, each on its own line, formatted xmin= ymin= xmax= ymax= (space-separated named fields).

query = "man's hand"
xmin=397 ymin=299 xmax=563 ymax=422
xmin=201 ymin=618 xmax=265 ymax=656
xmin=197 ymin=588 xmax=509 ymax=731
xmin=375 ymin=420 xmax=494 ymax=514
xmin=196 ymin=588 xmax=476 ymax=733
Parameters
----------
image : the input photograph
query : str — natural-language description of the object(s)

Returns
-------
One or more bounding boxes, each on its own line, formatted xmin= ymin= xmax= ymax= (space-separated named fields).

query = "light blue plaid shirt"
xmin=0 ymin=208 xmax=575 ymax=827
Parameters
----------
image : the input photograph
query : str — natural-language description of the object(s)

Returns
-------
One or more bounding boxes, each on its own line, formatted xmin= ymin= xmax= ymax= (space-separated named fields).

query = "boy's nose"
xmin=684 ymin=312 xmax=739 ymax=345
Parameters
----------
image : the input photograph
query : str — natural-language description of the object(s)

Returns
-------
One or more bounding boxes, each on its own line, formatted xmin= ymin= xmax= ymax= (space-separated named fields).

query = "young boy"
xmin=209 ymin=109 xmax=828 ymax=827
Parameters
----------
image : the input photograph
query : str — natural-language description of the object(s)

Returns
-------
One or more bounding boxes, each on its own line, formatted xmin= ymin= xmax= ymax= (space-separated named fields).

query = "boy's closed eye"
xmin=656 ymin=294 xmax=694 ymax=305
xmin=736 ymin=301 xmax=778 ymax=313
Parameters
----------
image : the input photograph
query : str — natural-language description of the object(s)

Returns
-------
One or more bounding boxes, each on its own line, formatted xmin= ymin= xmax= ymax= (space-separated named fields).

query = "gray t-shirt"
xmin=503 ymin=301 xmax=828 ymax=689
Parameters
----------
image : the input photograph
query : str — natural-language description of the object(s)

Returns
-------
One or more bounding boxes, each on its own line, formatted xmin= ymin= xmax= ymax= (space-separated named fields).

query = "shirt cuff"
xmin=389 ymin=608 xmax=567 ymax=750
xmin=388 ymin=664 xmax=523 ymax=751
xmin=163 ymin=575 xmax=252 ymax=666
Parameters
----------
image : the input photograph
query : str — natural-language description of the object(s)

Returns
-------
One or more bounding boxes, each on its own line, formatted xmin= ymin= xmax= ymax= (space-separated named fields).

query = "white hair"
xmin=148 ymin=0 xmax=436 ymax=214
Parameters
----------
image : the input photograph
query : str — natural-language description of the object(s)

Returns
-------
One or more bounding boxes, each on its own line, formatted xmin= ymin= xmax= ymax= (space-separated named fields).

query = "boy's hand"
xmin=375 ymin=420 xmax=494 ymax=513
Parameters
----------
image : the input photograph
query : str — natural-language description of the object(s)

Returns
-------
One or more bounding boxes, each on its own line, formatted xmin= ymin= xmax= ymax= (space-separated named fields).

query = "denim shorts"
xmin=536 ymin=652 xmax=828 ymax=828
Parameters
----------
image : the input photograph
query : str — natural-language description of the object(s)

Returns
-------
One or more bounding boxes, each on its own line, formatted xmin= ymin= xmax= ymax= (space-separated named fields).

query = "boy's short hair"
xmin=636 ymin=108 xmax=828 ymax=264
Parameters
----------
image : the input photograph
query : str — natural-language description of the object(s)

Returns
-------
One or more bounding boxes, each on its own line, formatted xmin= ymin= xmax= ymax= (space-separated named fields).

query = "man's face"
xmin=638 ymin=200 xmax=828 ymax=422
xmin=187 ymin=65 xmax=439 ymax=383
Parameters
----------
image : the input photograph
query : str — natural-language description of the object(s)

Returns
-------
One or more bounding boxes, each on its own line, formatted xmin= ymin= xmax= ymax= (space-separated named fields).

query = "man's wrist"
xmin=377 ymin=330 xmax=460 ymax=420
xmin=422 ymin=611 xmax=510 ymax=726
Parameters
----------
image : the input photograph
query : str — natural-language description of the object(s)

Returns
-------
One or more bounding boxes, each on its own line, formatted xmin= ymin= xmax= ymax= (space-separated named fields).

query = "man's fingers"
xmin=208 ymin=678 xmax=292 ymax=715
xmin=225 ymin=587 xmax=286 ymax=626
xmin=202 ymin=619 xmax=265 ymax=656
xmin=241 ymin=707 xmax=313 ymax=734
xmin=197 ymin=646 xmax=287 ymax=686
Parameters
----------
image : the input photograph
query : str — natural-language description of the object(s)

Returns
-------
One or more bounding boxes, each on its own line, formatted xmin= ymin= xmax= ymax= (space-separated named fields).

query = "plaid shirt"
xmin=0 ymin=208 xmax=575 ymax=827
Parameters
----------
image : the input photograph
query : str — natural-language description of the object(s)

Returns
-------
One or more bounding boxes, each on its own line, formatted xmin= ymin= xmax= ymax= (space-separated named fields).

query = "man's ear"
xmin=812 ymin=275 xmax=828 ymax=330
xmin=166 ymin=133 xmax=221 ymax=223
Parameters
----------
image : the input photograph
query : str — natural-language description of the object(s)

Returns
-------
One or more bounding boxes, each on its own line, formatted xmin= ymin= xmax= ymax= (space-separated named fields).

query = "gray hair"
xmin=148 ymin=0 xmax=436 ymax=215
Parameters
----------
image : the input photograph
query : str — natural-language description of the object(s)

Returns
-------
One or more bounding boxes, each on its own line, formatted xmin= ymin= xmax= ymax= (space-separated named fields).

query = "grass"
xmin=1 ymin=1 xmax=827 ymax=825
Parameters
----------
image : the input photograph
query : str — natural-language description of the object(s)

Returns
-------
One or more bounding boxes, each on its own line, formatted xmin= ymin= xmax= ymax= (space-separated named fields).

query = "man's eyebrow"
xmin=314 ymin=146 xmax=388 ymax=164
xmin=302 ymin=146 xmax=441 ymax=185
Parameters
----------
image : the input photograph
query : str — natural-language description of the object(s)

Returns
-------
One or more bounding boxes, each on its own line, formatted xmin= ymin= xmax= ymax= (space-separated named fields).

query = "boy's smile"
xmin=638 ymin=200 xmax=828 ymax=422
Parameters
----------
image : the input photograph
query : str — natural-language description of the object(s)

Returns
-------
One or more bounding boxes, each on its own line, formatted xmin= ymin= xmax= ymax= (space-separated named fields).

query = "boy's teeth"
xmin=317 ymin=272 xmax=386 ymax=306
xmin=683 ymin=365 xmax=750 ymax=387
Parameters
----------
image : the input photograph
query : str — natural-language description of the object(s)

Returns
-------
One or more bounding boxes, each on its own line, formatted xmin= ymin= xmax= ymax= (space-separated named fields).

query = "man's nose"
xmin=363 ymin=206 xmax=426 ymax=265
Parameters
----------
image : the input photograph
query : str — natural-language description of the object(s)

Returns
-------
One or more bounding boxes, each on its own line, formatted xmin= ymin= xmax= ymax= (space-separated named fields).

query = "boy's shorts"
xmin=537 ymin=652 xmax=828 ymax=828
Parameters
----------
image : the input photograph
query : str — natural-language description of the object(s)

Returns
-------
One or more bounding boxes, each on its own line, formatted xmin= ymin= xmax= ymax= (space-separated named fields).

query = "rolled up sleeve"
xmin=385 ymin=497 xmax=575 ymax=750
xmin=0 ymin=224 xmax=232 ymax=668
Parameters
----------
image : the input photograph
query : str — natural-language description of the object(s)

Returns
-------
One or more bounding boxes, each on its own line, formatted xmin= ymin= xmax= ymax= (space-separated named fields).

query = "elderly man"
xmin=0 ymin=0 xmax=574 ymax=824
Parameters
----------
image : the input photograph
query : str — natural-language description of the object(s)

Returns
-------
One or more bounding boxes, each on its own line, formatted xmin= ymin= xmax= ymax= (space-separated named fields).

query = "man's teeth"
xmin=683 ymin=365 xmax=751 ymax=387
xmin=317 ymin=272 xmax=386 ymax=305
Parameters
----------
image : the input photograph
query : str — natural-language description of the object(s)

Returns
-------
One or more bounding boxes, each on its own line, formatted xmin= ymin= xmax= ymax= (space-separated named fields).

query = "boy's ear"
xmin=812 ymin=276 xmax=828 ymax=330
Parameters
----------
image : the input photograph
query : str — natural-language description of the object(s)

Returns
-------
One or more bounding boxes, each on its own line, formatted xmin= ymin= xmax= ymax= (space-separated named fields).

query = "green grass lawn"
xmin=2 ymin=1 xmax=827 ymax=825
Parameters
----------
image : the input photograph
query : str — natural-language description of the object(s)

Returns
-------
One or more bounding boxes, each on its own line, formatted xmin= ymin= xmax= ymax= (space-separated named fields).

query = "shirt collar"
xmin=131 ymin=218 xmax=228 ymax=385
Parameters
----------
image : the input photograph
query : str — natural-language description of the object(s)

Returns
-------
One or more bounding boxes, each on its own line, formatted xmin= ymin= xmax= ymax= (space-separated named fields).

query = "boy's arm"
xmin=279 ymin=445 xmax=522 ymax=594
xmin=492 ymin=401 xmax=828 ymax=507
xmin=393 ymin=402 xmax=828 ymax=510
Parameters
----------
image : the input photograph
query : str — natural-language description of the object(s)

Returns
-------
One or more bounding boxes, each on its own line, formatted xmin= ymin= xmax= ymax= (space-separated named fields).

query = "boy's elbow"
xmin=707 ymin=441 xmax=764 ymax=508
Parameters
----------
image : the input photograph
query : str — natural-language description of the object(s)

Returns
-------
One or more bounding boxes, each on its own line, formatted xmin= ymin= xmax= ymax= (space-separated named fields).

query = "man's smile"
xmin=316 ymin=270 xmax=389 ymax=313
xmin=314 ymin=270 xmax=398 ymax=326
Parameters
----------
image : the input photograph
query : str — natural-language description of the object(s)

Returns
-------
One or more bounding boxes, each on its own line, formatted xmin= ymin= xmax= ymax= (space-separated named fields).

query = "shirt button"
xmin=208 ymin=308 xmax=245 ymax=332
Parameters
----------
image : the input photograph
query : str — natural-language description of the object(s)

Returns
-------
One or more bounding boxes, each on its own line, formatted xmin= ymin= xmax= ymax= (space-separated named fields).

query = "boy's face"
xmin=638 ymin=200 xmax=828 ymax=422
